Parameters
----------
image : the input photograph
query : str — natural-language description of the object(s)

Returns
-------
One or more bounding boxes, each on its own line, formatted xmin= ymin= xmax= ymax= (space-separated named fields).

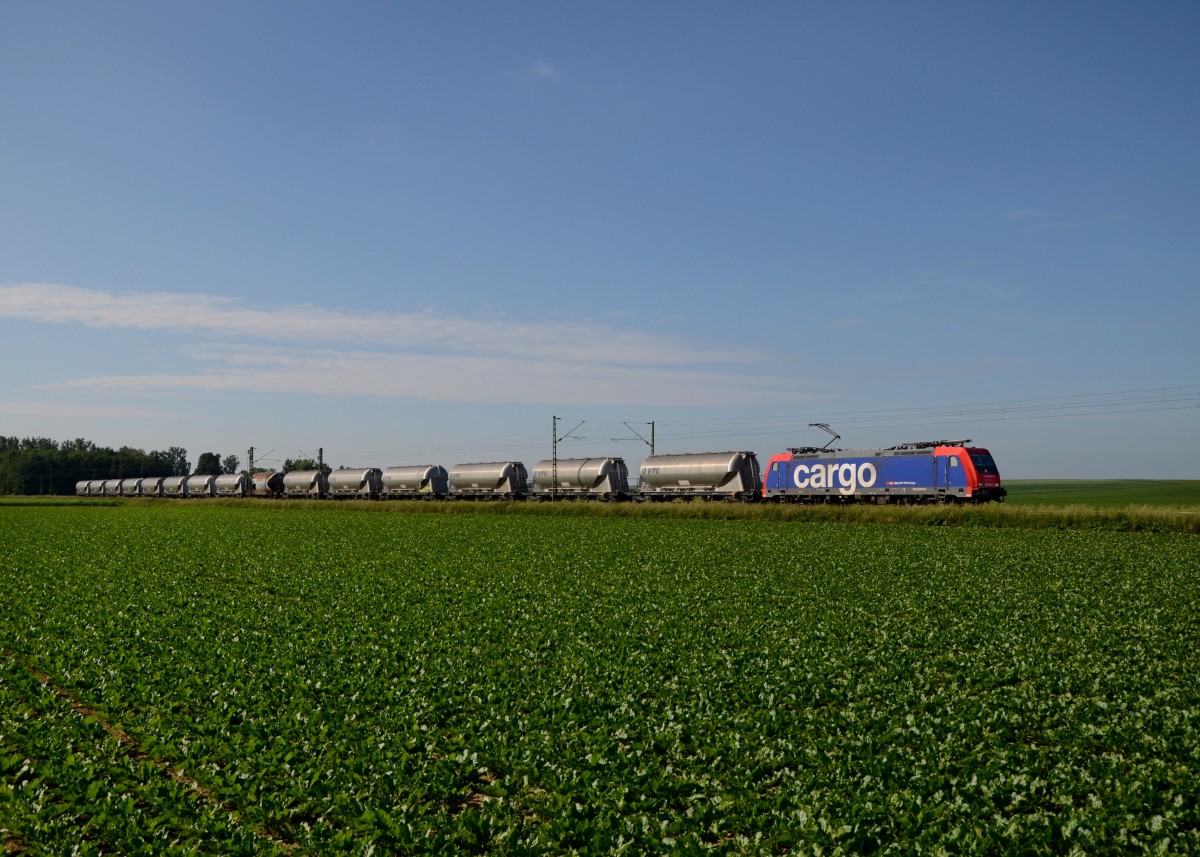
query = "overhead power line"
xmin=654 ymin=384 xmax=1200 ymax=442
xmin=319 ymin=384 xmax=1197 ymax=462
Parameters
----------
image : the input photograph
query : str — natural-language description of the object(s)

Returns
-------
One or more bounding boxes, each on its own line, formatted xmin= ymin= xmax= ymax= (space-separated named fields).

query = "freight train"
xmin=75 ymin=440 xmax=1005 ymax=504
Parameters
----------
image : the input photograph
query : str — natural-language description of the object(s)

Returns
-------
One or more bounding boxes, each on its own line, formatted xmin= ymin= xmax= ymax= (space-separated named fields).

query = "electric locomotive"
xmin=762 ymin=440 xmax=1005 ymax=504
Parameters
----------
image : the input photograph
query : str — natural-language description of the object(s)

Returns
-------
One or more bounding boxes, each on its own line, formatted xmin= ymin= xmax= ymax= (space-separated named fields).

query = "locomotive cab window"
xmin=970 ymin=452 xmax=998 ymax=475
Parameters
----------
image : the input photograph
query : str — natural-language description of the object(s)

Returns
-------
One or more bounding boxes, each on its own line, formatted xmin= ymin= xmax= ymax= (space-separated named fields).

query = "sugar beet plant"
xmin=2 ymin=505 xmax=1199 ymax=854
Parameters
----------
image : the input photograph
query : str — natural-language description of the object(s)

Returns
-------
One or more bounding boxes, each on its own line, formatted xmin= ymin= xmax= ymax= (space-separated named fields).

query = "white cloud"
xmin=530 ymin=60 xmax=559 ymax=80
xmin=45 ymin=344 xmax=799 ymax=407
xmin=0 ymin=400 xmax=166 ymax=420
xmin=512 ymin=60 xmax=561 ymax=83
xmin=3 ymin=283 xmax=812 ymax=408
xmin=0 ymin=282 xmax=756 ymax=366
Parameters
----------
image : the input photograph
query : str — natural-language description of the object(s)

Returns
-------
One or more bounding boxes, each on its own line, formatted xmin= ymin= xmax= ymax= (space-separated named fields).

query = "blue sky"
xmin=2 ymin=2 xmax=1197 ymax=478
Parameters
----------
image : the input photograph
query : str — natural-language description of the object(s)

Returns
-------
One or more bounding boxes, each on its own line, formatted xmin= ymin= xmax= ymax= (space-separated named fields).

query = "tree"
xmin=0 ymin=435 xmax=189 ymax=495
xmin=194 ymin=452 xmax=222 ymax=476
xmin=221 ymin=454 xmax=240 ymax=475
xmin=165 ymin=446 xmax=190 ymax=476
xmin=283 ymin=458 xmax=331 ymax=474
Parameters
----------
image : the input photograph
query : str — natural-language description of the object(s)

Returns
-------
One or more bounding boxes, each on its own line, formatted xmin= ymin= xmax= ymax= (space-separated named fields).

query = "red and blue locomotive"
xmin=762 ymin=440 xmax=1005 ymax=504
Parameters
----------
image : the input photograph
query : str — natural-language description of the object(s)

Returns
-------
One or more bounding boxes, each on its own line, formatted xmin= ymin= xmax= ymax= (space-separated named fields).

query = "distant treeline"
xmin=0 ymin=437 xmax=189 ymax=496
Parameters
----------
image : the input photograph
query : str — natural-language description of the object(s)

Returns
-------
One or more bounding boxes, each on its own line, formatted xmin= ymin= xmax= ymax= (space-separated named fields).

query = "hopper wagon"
xmin=381 ymin=465 xmax=449 ymax=499
xmin=449 ymin=462 xmax=529 ymax=499
xmin=283 ymin=470 xmax=329 ymax=499
xmin=251 ymin=472 xmax=284 ymax=498
xmin=638 ymin=452 xmax=762 ymax=501
xmin=531 ymin=457 xmax=630 ymax=499
xmin=141 ymin=476 xmax=165 ymax=497
xmin=186 ymin=475 xmax=216 ymax=498
xmin=162 ymin=476 xmax=189 ymax=498
xmin=215 ymin=473 xmax=248 ymax=498
xmin=328 ymin=468 xmax=383 ymax=500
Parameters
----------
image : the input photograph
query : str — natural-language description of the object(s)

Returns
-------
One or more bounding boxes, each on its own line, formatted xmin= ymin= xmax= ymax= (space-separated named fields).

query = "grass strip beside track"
xmin=98 ymin=495 xmax=1200 ymax=534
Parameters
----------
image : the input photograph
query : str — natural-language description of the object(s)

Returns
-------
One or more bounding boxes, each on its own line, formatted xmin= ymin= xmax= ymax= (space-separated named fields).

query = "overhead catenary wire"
xmin=645 ymin=385 xmax=1200 ymax=443
xmin=320 ymin=384 xmax=1198 ymax=464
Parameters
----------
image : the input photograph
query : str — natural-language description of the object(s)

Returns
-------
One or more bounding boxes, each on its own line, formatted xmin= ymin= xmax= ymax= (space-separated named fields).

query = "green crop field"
xmin=3 ymin=505 xmax=1199 ymax=854
xmin=1004 ymin=480 xmax=1200 ymax=508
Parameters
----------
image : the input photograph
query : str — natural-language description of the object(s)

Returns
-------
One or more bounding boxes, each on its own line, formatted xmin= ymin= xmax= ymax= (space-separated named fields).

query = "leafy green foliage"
xmin=194 ymin=453 xmax=223 ymax=477
xmin=2 ymin=506 xmax=1198 ymax=853
xmin=281 ymin=458 xmax=331 ymax=475
xmin=0 ymin=657 xmax=271 ymax=855
xmin=0 ymin=437 xmax=188 ymax=495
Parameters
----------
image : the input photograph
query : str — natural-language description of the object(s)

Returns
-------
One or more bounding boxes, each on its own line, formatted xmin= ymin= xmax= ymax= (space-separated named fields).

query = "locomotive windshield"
xmin=969 ymin=451 xmax=999 ymax=475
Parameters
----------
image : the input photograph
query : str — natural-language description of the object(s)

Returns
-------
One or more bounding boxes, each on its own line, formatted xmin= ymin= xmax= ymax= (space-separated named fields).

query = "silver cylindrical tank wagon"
xmin=75 ymin=480 xmax=89 ymax=496
xmin=102 ymin=479 xmax=121 ymax=496
xmin=161 ymin=476 xmax=188 ymax=497
xmin=449 ymin=461 xmax=529 ymax=499
xmin=141 ymin=476 xmax=165 ymax=497
xmin=380 ymin=465 xmax=449 ymax=499
xmin=186 ymin=475 xmax=216 ymax=497
xmin=327 ymin=468 xmax=382 ymax=499
xmin=251 ymin=471 xmax=284 ymax=498
xmin=214 ymin=473 xmax=248 ymax=497
xmin=638 ymin=451 xmax=762 ymax=500
xmin=282 ymin=470 xmax=328 ymax=499
xmin=120 ymin=478 xmax=143 ymax=497
xmin=531 ymin=457 xmax=630 ymax=498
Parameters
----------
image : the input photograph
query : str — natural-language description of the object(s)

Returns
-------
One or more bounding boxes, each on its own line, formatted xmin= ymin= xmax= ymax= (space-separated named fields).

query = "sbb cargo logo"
xmin=792 ymin=461 xmax=877 ymax=495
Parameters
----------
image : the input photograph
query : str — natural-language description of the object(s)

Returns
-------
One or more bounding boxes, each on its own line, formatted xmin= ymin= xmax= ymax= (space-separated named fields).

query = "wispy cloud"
xmin=1007 ymin=208 xmax=1109 ymax=231
xmin=512 ymin=60 xmax=561 ymax=83
xmin=877 ymin=270 xmax=1021 ymax=304
xmin=0 ymin=282 xmax=753 ymax=366
xmin=44 ymin=344 xmax=796 ymax=407
xmin=3 ymin=283 xmax=810 ymax=407
xmin=1 ymin=400 xmax=166 ymax=420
